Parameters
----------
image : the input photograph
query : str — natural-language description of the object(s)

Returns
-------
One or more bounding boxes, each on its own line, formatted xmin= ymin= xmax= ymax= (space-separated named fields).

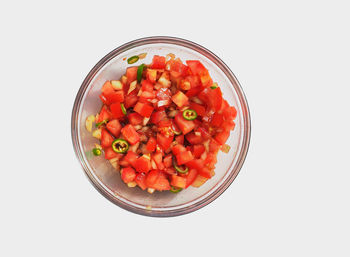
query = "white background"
xmin=0 ymin=0 xmax=349 ymax=256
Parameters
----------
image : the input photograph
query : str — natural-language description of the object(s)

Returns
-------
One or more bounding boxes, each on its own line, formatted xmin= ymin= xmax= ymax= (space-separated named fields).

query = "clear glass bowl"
xmin=71 ymin=36 xmax=251 ymax=217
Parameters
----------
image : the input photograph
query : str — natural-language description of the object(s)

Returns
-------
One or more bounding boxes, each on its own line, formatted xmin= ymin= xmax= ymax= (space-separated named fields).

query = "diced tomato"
xmin=135 ymin=172 xmax=147 ymax=190
xmin=190 ymin=102 xmax=206 ymax=117
xmin=141 ymin=80 xmax=154 ymax=92
xmin=199 ymin=87 xmax=223 ymax=111
xmin=157 ymin=133 xmax=174 ymax=151
xmin=172 ymin=91 xmax=189 ymax=108
xmin=150 ymin=110 xmax=167 ymax=124
xmin=214 ymin=130 xmax=230 ymax=145
xmin=121 ymin=124 xmax=140 ymax=145
xmin=150 ymin=55 xmax=166 ymax=69
xmin=126 ymin=66 xmax=138 ymax=84
xmin=204 ymin=153 xmax=217 ymax=169
xmin=164 ymin=167 xmax=176 ymax=175
xmin=106 ymin=119 xmax=121 ymax=137
xmin=99 ymin=94 xmax=110 ymax=105
xmin=174 ymin=113 xmax=195 ymax=135
xmin=135 ymin=156 xmax=151 ymax=173
xmin=223 ymin=106 xmax=237 ymax=120
xmin=196 ymin=126 xmax=211 ymax=140
xmin=110 ymin=102 xmax=125 ymax=119
xmin=185 ymin=86 xmax=202 ymax=98
xmin=104 ymin=147 xmax=122 ymax=160
xmin=128 ymin=112 xmax=143 ymax=126
xmin=172 ymin=144 xmax=186 ymax=155
xmin=123 ymin=151 xmax=138 ymax=167
xmin=192 ymin=145 xmax=205 ymax=158
xmin=186 ymin=60 xmax=208 ymax=76
xmin=103 ymin=90 xmax=124 ymax=104
xmin=200 ymin=73 xmax=213 ymax=87
xmin=211 ymin=113 xmax=224 ymax=127
xmin=152 ymin=152 xmax=164 ymax=170
xmin=171 ymin=175 xmax=186 ymax=188
xmin=185 ymin=132 xmax=203 ymax=145
xmin=209 ymin=138 xmax=221 ymax=153
xmin=134 ymin=102 xmax=154 ymax=118
xmin=101 ymin=129 xmax=114 ymax=148
xmin=175 ymin=135 xmax=184 ymax=145
xmin=158 ymin=120 xmax=174 ymax=137
xmin=121 ymin=167 xmax=136 ymax=183
xmin=176 ymin=150 xmax=194 ymax=165
xmin=222 ymin=120 xmax=236 ymax=131
xmin=146 ymin=69 xmax=157 ymax=83
xmin=97 ymin=106 xmax=111 ymax=123
xmin=101 ymin=81 xmax=114 ymax=96
xmin=185 ymin=169 xmax=198 ymax=188
xmin=146 ymin=170 xmax=170 ymax=191
xmin=124 ymin=90 xmax=138 ymax=109
xmin=191 ymin=175 xmax=208 ymax=187
xmin=186 ymin=159 xmax=212 ymax=178
xmin=163 ymin=155 xmax=172 ymax=168
xmin=146 ymin=137 xmax=157 ymax=152
xmin=168 ymin=59 xmax=189 ymax=77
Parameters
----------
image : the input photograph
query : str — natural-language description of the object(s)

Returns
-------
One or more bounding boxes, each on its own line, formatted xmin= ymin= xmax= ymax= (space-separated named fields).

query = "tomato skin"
xmin=174 ymin=113 xmax=195 ymax=135
xmin=199 ymin=87 xmax=223 ymax=111
xmin=176 ymin=150 xmax=194 ymax=165
xmin=192 ymin=144 xmax=205 ymax=158
xmin=128 ymin=112 xmax=143 ymax=126
xmin=196 ymin=126 xmax=211 ymax=140
xmin=186 ymin=60 xmax=208 ymax=76
xmin=126 ymin=67 xmax=138 ymax=84
xmin=163 ymin=155 xmax=172 ymax=168
xmin=104 ymin=147 xmax=122 ymax=160
xmin=150 ymin=55 xmax=166 ymax=69
xmin=101 ymin=81 xmax=114 ymax=95
xmin=185 ymin=132 xmax=203 ymax=145
xmin=189 ymin=102 xmax=206 ymax=117
xmin=175 ymin=135 xmax=184 ymax=145
xmin=185 ymin=169 xmax=198 ymax=188
xmin=135 ymin=156 xmax=151 ymax=173
xmin=121 ymin=167 xmax=136 ymax=183
xmin=222 ymin=120 xmax=236 ymax=131
xmin=97 ymin=106 xmax=111 ymax=123
xmin=171 ymin=175 xmax=186 ymax=188
xmin=123 ymin=151 xmax=138 ymax=167
xmin=172 ymin=144 xmax=186 ymax=155
xmin=101 ymin=129 xmax=114 ymax=148
xmin=124 ymin=90 xmax=138 ymax=109
xmin=135 ymin=173 xmax=147 ymax=190
xmin=186 ymin=159 xmax=212 ymax=178
xmin=110 ymin=102 xmax=125 ymax=119
xmin=157 ymin=133 xmax=174 ymax=151
xmin=214 ymin=130 xmax=230 ymax=145
xmin=146 ymin=137 xmax=157 ymax=152
xmin=223 ymin=106 xmax=237 ymax=120
xmin=134 ymin=102 xmax=154 ymax=118
xmin=106 ymin=119 xmax=121 ymax=137
xmin=141 ymin=80 xmax=154 ymax=92
xmin=209 ymin=138 xmax=221 ymax=153
xmin=103 ymin=90 xmax=124 ymax=104
xmin=150 ymin=110 xmax=167 ymax=124
xmin=152 ymin=152 xmax=165 ymax=170
xmin=121 ymin=124 xmax=140 ymax=145
xmin=171 ymin=91 xmax=189 ymax=108
xmin=146 ymin=69 xmax=157 ymax=83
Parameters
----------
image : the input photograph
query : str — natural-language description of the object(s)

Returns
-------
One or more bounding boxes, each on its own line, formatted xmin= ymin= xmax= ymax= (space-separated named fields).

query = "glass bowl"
xmin=71 ymin=36 xmax=251 ymax=217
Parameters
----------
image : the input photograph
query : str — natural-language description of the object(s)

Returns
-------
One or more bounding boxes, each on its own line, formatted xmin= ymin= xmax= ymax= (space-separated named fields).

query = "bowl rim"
xmin=71 ymin=36 xmax=251 ymax=217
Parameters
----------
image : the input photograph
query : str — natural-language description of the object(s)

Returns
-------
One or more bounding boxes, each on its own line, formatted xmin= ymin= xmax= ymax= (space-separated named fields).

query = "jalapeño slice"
xmin=182 ymin=109 xmax=197 ymax=121
xmin=170 ymin=186 xmax=183 ymax=193
xmin=112 ymin=139 xmax=129 ymax=153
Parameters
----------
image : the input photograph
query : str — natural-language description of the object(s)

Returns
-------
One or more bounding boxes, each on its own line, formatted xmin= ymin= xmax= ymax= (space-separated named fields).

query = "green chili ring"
xmin=182 ymin=109 xmax=197 ymax=121
xmin=137 ymin=64 xmax=145 ymax=83
xmin=92 ymin=148 xmax=102 ymax=156
xmin=127 ymin=55 xmax=139 ymax=64
xmin=112 ymin=139 xmax=129 ymax=153
xmin=170 ymin=186 xmax=183 ymax=193
xmin=173 ymin=156 xmax=189 ymax=174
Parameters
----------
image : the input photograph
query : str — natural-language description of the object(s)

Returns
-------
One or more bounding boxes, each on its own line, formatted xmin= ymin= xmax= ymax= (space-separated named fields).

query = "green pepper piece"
xmin=182 ymin=109 xmax=197 ymax=121
xmin=173 ymin=156 xmax=189 ymax=174
xmin=95 ymin=119 xmax=108 ymax=127
xmin=111 ymin=139 xmax=129 ymax=153
xmin=170 ymin=186 xmax=183 ymax=193
xmin=137 ymin=64 xmax=145 ymax=83
xmin=121 ymin=103 xmax=127 ymax=115
xmin=92 ymin=148 xmax=102 ymax=156
xmin=127 ymin=55 xmax=139 ymax=64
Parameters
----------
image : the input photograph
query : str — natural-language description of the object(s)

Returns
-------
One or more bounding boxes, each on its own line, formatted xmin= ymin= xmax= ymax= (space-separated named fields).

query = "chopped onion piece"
xmin=221 ymin=144 xmax=231 ymax=153
xmin=157 ymin=99 xmax=171 ymax=107
xmin=128 ymin=80 xmax=137 ymax=95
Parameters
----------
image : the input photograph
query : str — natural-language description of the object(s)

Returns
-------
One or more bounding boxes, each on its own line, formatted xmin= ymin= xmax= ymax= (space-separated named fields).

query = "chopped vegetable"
xmin=95 ymin=119 xmax=108 ymax=127
xmin=112 ymin=139 xmax=129 ymax=153
xmin=138 ymin=53 xmax=147 ymax=59
xmin=92 ymin=128 xmax=102 ymax=139
xmin=137 ymin=64 xmax=145 ymax=83
xmin=92 ymin=148 xmax=102 ymax=156
xmin=85 ymin=115 xmax=95 ymax=132
xmin=127 ymin=55 xmax=139 ymax=64
xmin=111 ymin=80 xmax=123 ymax=90
xmin=121 ymin=103 xmax=127 ymax=115
xmin=221 ymin=144 xmax=231 ymax=153
xmin=170 ymin=186 xmax=183 ymax=193
xmin=182 ymin=109 xmax=197 ymax=121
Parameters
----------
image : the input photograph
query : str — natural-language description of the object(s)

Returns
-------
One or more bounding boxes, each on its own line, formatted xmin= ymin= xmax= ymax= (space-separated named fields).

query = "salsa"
xmin=86 ymin=54 xmax=237 ymax=193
